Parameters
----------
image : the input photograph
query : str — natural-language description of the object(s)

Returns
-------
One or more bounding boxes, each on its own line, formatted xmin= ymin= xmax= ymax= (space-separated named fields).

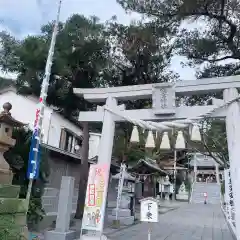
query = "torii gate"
xmin=74 ymin=75 xmax=240 ymax=240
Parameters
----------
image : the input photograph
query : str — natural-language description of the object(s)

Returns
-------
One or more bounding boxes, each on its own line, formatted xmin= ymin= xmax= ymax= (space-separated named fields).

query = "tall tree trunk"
xmin=75 ymin=122 xmax=90 ymax=219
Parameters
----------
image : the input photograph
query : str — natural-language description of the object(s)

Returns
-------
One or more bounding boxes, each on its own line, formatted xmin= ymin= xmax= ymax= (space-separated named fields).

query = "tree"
xmin=116 ymin=0 xmax=240 ymax=77
xmin=0 ymin=14 xmax=111 ymax=117
xmin=186 ymin=119 xmax=229 ymax=168
xmin=105 ymin=19 xmax=178 ymax=164
xmin=0 ymin=77 xmax=14 ymax=88
xmin=116 ymin=0 xmax=234 ymax=167
xmin=104 ymin=18 xmax=178 ymax=87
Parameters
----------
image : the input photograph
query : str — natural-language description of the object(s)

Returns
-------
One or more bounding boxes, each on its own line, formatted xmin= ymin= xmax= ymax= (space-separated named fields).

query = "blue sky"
xmin=0 ymin=0 xmax=196 ymax=80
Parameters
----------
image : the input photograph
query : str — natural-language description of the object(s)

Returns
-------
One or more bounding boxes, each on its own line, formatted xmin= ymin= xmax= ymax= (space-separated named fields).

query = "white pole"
xmin=26 ymin=0 xmax=62 ymax=207
xmin=148 ymin=223 xmax=151 ymax=240
xmin=173 ymin=150 xmax=177 ymax=200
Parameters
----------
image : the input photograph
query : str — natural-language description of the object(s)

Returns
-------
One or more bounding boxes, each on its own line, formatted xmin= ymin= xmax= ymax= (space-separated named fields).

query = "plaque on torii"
xmin=152 ymin=83 xmax=175 ymax=115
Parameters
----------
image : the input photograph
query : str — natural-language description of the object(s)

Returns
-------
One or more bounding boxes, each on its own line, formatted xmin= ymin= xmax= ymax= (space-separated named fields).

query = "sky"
xmin=0 ymin=0 xmax=196 ymax=80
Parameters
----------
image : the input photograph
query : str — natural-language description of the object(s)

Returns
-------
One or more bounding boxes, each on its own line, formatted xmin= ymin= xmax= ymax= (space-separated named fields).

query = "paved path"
xmin=106 ymin=204 xmax=234 ymax=240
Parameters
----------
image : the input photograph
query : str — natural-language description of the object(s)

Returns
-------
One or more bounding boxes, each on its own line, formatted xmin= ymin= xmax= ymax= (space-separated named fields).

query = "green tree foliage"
xmin=106 ymin=18 xmax=179 ymax=162
xmin=185 ymin=119 xmax=228 ymax=167
xmin=116 ymin=0 xmax=233 ymax=166
xmin=0 ymin=77 xmax=14 ymax=88
xmin=117 ymin=0 xmax=240 ymax=77
xmin=104 ymin=18 xmax=178 ymax=87
xmin=201 ymin=119 xmax=228 ymax=167
xmin=0 ymin=14 xmax=111 ymax=117
xmin=4 ymin=127 xmax=50 ymax=227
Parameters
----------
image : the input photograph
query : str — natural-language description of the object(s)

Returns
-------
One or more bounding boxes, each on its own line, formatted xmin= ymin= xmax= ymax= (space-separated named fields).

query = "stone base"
xmin=112 ymin=219 xmax=120 ymax=229
xmin=0 ymin=169 xmax=13 ymax=184
xmin=0 ymin=184 xmax=20 ymax=198
xmin=176 ymin=194 xmax=188 ymax=201
xmin=112 ymin=208 xmax=131 ymax=217
xmin=45 ymin=230 xmax=76 ymax=240
xmin=108 ymin=215 xmax=134 ymax=226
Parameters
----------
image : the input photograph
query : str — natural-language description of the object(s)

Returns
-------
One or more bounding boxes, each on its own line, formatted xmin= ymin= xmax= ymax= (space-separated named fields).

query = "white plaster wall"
xmin=0 ymin=91 xmax=52 ymax=135
xmin=46 ymin=112 xmax=83 ymax=148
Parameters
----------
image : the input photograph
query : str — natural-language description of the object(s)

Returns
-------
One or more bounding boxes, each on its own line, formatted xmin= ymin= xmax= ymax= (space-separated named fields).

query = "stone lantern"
xmin=0 ymin=102 xmax=28 ymax=239
xmin=0 ymin=102 xmax=24 ymax=183
xmin=161 ymin=175 xmax=173 ymax=201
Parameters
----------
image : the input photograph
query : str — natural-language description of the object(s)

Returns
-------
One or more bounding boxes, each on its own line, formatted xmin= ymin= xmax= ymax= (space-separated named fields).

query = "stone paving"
xmin=106 ymin=203 xmax=234 ymax=240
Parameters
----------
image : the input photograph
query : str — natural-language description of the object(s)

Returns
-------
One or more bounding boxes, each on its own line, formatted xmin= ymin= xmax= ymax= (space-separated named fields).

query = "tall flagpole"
xmin=26 ymin=0 xmax=62 ymax=209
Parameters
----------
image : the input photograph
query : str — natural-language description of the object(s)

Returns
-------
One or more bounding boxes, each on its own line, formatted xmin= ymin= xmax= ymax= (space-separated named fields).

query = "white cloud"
xmin=0 ymin=0 xmax=196 ymax=80
xmin=0 ymin=0 xmax=141 ymax=37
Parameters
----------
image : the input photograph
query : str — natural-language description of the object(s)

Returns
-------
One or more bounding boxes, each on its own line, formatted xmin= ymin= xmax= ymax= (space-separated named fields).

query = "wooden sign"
xmin=140 ymin=197 xmax=158 ymax=223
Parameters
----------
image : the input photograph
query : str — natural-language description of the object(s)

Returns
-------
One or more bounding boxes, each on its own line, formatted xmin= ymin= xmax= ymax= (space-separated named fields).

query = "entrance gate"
xmin=74 ymin=76 xmax=240 ymax=240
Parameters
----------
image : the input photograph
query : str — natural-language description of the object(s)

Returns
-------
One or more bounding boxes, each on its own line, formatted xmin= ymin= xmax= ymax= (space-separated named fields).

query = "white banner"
xmin=81 ymin=164 xmax=109 ymax=232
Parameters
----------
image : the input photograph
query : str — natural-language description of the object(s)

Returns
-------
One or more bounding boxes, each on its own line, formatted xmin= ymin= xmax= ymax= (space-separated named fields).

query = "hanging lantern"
xmin=130 ymin=125 xmax=140 ymax=143
xmin=145 ymin=130 xmax=155 ymax=148
xmin=160 ymin=132 xmax=171 ymax=150
xmin=190 ymin=123 xmax=202 ymax=142
xmin=175 ymin=131 xmax=186 ymax=149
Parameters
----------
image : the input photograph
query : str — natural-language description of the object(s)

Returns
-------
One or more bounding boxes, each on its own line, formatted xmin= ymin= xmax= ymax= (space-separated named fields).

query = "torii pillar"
xmin=80 ymin=97 xmax=118 ymax=240
xmin=224 ymin=88 xmax=240 ymax=240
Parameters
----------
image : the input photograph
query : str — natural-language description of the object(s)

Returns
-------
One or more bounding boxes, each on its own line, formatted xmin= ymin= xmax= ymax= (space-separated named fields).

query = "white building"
xmin=0 ymin=86 xmax=100 ymax=157
xmin=189 ymin=152 xmax=224 ymax=184
xmin=0 ymin=86 xmax=101 ymax=227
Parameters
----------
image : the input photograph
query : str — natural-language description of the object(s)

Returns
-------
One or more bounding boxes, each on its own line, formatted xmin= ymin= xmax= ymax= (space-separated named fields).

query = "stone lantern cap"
xmin=0 ymin=102 xmax=25 ymax=127
xmin=162 ymin=175 xmax=171 ymax=185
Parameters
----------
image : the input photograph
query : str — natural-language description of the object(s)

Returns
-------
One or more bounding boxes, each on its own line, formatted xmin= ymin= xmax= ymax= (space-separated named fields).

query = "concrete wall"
xmin=40 ymin=155 xmax=80 ymax=230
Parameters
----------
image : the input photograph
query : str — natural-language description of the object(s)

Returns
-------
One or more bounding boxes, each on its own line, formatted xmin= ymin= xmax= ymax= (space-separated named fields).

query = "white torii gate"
xmin=74 ymin=75 xmax=240 ymax=240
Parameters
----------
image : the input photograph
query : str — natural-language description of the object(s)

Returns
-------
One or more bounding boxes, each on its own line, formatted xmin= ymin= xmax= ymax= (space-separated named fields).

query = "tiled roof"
xmin=128 ymin=158 xmax=167 ymax=174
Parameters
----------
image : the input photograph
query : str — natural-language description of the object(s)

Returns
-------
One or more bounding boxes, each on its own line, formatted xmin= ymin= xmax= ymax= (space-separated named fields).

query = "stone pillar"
xmin=80 ymin=97 xmax=117 ymax=240
xmin=224 ymin=88 xmax=240 ymax=240
xmin=95 ymin=97 xmax=117 ymax=230
xmin=45 ymin=176 xmax=75 ymax=240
